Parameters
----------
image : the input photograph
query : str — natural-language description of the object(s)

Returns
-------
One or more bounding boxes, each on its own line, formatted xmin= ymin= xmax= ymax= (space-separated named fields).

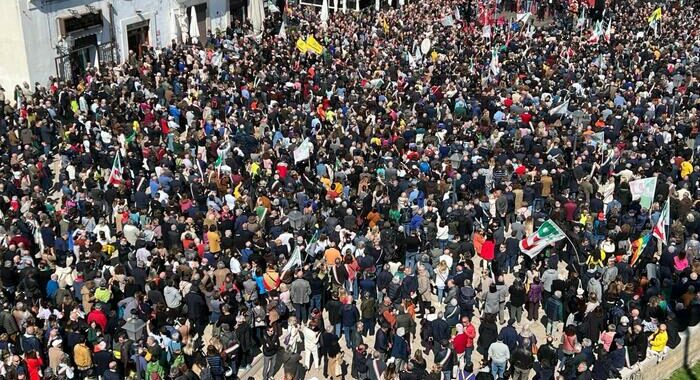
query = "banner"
xmin=629 ymin=177 xmax=657 ymax=209
xmin=296 ymin=38 xmax=309 ymax=53
xmin=305 ymin=35 xmax=324 ymax=54
xmin=520 ymin=219 xmax=566 ymax=258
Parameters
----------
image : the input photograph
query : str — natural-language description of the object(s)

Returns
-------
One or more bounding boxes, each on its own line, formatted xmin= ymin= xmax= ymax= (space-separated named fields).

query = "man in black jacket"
xmin=374 ymin=324 xmax=391 ymax=361
xmin=535 ymin=336 xmax=557 ymax=380
xmin=184 ymin=286 xmax=209 ymax=336
xmin=262 ymin=327 xmax=280 ymax=380
xmin=320 ymin=325 xmax=341 ymax=378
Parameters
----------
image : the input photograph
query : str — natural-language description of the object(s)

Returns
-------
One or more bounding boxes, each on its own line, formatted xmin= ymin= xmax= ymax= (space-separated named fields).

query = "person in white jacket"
xmin=301 ymin=321 xmax=321 ymax=370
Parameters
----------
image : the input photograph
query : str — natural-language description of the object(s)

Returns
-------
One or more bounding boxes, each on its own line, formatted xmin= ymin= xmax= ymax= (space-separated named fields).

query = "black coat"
xmin=476 ymin=320 xmax=498 ymax=356
xmin=184 ymin=290 xmax=209 ymax=323
xmin=320 ymin=331 xmax=341 ymax=357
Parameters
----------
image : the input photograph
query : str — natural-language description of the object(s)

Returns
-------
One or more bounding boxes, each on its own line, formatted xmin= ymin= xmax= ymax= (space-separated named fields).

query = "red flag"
xmin=107 ymin=154 xmax=123 ymax=186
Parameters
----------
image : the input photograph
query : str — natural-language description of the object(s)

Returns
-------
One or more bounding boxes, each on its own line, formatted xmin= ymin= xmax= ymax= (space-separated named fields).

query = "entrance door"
xmin=70 ymin=34 xmax=98 ymax=79
xmin=230 ymin=0 xmax=246 ymax=24
xmin=127 ymin=21 xmax=150 ymax=57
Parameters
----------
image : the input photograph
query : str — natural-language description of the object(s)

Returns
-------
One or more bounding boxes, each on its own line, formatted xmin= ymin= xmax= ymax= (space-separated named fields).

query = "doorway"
xmin=127 ymin=21 xmax=150 ymax=58
xmin=69 ymin=34 xmax=98 ymax=79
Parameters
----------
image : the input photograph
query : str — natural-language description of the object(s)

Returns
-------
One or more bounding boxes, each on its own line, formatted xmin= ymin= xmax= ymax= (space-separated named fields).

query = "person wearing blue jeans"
xmin=491 ymin=360 xmax=507 ymax=379
xmin=340 ymin=297 xmax=360 ymax=348
xmin=309 ymin=294 xmax=321 ymax=313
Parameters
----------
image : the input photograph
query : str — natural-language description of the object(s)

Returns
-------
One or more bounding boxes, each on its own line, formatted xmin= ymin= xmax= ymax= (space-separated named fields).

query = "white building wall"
xmin=0 ymin=1 xmax=30 ymax=90
xmin=0 ymin=0 xmax=231 ymax=89
xmin=18 ymin=0 xmax=112 ymax=88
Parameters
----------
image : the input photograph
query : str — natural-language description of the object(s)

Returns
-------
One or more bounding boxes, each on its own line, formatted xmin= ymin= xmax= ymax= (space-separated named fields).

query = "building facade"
xmin=0 ymin=0 xmax=246 ymax=89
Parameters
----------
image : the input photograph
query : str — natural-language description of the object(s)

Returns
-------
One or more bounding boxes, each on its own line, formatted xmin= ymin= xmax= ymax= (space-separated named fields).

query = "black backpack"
xmin=459 ymin=286 xmax=476 ymax=308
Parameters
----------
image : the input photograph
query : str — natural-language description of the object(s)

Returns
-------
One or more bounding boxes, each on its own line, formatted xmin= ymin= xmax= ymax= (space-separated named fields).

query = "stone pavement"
xmin=223 ymin=264 xmax=557 ymax=380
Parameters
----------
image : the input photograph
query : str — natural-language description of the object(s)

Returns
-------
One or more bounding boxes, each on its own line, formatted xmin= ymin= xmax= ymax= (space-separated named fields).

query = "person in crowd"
xmin=0 ymin=0 xmax=696 ymax=379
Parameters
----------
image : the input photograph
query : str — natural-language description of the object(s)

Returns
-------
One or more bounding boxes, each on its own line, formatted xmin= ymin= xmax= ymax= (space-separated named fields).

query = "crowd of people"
xmin=0 ymin=0 xmax=698 ymax=379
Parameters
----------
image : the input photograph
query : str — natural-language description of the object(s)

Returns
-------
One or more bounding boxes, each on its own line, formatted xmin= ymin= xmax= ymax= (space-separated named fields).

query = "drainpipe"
xmin=109 ymin=3 xmax=119 ymax=62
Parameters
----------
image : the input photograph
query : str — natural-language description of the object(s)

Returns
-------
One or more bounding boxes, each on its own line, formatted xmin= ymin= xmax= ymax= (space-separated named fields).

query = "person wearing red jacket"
xmin=86 ymin=304 xmax=108 ymax=332
xmin=455 ymin=316 xmax=477 ymax=367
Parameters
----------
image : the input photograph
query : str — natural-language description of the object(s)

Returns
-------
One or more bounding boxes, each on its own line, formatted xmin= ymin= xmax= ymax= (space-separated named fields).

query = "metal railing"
xmin=54 ymin=41 xmax=118 ymax=82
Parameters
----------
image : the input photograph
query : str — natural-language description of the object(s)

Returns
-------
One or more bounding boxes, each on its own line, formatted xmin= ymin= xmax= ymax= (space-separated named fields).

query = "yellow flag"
xmin=431 ymin=51 xmax=438 ymax=62
xmin=305 ymin=35 xmax=324 ymax=55
xmin=648 ymin=7 xmax=661 ymax=23
xmin=233 ymin=181 xmax=242 ymax=199
xmin=383 ymin=18 xmax=389 ymax=34
xmin=296 ymin=38 xmax=309 ymax=53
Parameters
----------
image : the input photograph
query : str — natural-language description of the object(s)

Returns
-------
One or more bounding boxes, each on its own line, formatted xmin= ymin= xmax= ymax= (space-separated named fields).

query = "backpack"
xmin=276 ymin=301 xmax=288 ymax=317
xmin=459 ymin=286 xmax=476 ymax=308
xmin=608 ymin=303 xmax=625 ymax=325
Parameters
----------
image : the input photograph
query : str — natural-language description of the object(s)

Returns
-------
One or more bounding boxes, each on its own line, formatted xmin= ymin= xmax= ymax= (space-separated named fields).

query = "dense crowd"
xmin=0 ymin=0 xmax=698 ymax=379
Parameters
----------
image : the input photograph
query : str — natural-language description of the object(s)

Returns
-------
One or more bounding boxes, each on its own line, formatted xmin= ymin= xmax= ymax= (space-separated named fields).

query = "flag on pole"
xmin=652 ymin=199 xmax=670 ymax=244
xmin=587 ymin=21 xmax=603 ymax=44
xmin=549 ymin=100 xmax=570 ymax=116
xmin=305 ymin=35 xmax=324 ymax=55
xmin=520 ymin=219 xmax=566 ymax=258
xmin=630 ymin=233 xmax=651 ymax=266
xmin=107 ymin=154 xmax=123 ymax=186
xmin=489 ymin=49 xmax=500 ymax=76
xmin=282 ymin=245 xmax=303 ymax=272
xmin=648 ymin=7 xmax=662 ymax=24
xmin=629 ymin=177 xmax=657 ymax=209
xmin=604 ymin=18 xmax=612 ymax=43
xmin=293 ymin=138 xmax=313 ymax=163
xmin=278 ymin=21 xmax=287 ymax=39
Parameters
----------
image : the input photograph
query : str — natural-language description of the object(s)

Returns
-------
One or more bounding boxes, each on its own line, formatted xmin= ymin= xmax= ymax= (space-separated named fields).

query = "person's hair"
xmin=413 ymin=349 xmax=425 ymax=364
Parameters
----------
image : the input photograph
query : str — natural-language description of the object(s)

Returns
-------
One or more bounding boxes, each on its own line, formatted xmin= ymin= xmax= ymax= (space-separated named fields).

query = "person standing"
xmin=544 ymin=291 xmax=564 ymax=336
xmin=290 ymin=270 xmax=311 ymax=323
xmin=510 ymin=342 xmax=534 ymax=380
xmin=508 ymin=279 xmax=526 ymax=324
xmin=487 ymin=337 xmax=510 ymax=380
xmin=262 ymin=326 xmax=280 ymax=380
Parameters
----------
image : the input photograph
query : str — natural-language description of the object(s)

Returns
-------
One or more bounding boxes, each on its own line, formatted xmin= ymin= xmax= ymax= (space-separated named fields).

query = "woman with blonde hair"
xmin=436 ymin=260 xmax=449 ymax=304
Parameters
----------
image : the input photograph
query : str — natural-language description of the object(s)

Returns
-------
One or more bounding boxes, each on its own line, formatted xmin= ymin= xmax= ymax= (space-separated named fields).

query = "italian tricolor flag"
xmin=107 ymin=154 xmax=123 ymax=186
xmin=520 ymin=219 xmax=566 ymax=258
xmin=652 ymin=199 xmax=670 ymax=245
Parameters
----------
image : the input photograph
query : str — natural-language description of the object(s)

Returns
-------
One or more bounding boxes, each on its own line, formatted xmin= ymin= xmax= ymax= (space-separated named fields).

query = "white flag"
xmin=629 ymin=177 xmax=657 ymax=209
xmin=278 ymin=21 xmax=287 ymax=39
xmin=549 ymin=100 xmax=570 ymax=116
xmin=282 ymin=245 xmax=303 ymax=272
xmin=293 ymin=138 xmax=313 ymax=163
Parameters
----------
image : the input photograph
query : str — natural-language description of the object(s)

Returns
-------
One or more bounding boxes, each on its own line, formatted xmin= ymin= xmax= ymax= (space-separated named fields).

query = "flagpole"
xmin=562 ymin=232 xmax=582 ymax=273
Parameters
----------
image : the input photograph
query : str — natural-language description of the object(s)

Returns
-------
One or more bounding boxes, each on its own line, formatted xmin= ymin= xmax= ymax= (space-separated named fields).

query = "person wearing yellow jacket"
xmin=648 ymin=323 xmax=668 ymax=362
